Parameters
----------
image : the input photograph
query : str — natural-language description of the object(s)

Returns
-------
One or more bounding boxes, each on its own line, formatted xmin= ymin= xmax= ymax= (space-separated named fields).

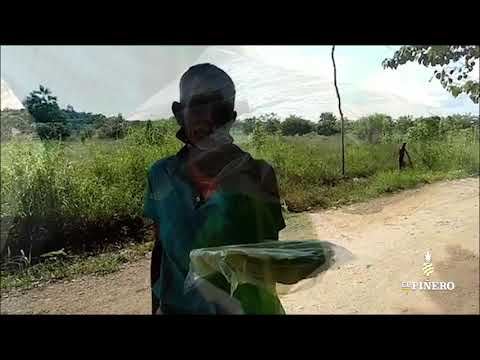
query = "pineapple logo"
xmin=422 ymin=250 xmax=434 ymax=277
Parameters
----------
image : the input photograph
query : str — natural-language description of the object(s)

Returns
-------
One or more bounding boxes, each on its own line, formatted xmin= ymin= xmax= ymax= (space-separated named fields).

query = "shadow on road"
xmin=425 ymin=244 xmax=479 ymax=314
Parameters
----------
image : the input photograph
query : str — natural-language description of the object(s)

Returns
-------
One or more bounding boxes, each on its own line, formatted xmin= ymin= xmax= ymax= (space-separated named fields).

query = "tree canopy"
xmin=317 ymin=112 xmax=340 ymax=136
xmin=23 ymin=85 xmax=66 ymax=124
xmin=383 ymin=46 xmax=479 ymax=104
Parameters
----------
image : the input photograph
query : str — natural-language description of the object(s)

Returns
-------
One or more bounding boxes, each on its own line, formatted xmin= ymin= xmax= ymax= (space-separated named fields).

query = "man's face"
xmin=183 ymin=96 xmax=218 ymax=145
xmin=174 ymin=92 xmax=233 ymax=146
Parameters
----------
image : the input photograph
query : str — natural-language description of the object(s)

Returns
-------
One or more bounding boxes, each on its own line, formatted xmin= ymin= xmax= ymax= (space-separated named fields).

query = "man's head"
xmin=172 ymin=63 xmax=237 ymax=147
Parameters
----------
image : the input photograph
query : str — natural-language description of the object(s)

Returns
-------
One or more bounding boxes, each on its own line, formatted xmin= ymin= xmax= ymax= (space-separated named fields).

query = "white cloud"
xmin=360 ymin=62 xmax=479 ymax=116
xmin=241 ymin=46 xmax=349 ymax=80
xmin=3 ymin=45 xmax=477 ymax=119
xmin=364 ymin=50 xmax=480 ymax=110
xmin=363 ymin=63 xmax=446 ymax=106
xmin=128 ymin=46 xmax=445 ymax=121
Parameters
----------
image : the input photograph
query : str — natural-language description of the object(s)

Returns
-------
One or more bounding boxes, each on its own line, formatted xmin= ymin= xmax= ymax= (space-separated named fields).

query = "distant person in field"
xmin=143 ymin=63 xmax=286 ymax=314
xmin=398 ymin=142 xmax=413 ymax=170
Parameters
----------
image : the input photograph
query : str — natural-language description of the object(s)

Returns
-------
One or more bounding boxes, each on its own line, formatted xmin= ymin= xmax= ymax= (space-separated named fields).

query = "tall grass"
xmin=246 ymin=131 xmax=479 ymax=210
xmin=1 ymin=122 xmax=478 ymax=262
xmin=1 ymin=124 xmax=181 ymax=260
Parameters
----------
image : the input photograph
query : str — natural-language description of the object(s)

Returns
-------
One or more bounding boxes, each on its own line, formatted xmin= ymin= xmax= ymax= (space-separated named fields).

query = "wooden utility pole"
xmin=331 ymin=45 xmax=345 ymax=176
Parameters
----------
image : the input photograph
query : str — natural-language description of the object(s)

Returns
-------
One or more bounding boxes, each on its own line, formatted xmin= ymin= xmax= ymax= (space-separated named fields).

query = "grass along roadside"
xmin=2 ymin=172 xmax=478 ymax=294
xmin=1 ymin=170 xmax=478 ymax=295
xmin=1 ymin=212 xmax=318 ymax=294
xmin=283 ymin=168 xmax=478 ymax=211
xmin=1 ymin=241 xmax=154 ymax=294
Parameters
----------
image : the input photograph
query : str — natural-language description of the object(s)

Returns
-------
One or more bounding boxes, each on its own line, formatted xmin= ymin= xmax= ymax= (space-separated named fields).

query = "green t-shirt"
xmin=144 ymin=145 xmax=286 ymax=314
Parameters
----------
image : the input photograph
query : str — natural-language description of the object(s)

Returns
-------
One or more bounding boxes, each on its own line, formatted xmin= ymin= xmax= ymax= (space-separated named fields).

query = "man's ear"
xmin=172 ymin=102 xmax=183 ymax=126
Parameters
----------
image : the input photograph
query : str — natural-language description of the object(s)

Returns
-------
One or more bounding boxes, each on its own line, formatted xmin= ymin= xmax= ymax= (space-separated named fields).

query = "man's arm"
xmin=257 ymin=162 xmax=286 ymax=241
xmin=144 ymin=166 xmax=164 ymax=315
xmin=150 ymin=222 xmax=163 ymax=315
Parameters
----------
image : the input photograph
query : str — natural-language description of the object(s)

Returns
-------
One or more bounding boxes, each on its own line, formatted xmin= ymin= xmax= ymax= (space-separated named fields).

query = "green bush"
xmin=281 ymin=115 xmax=315 ymax=136
xmin=24 ymin=85 xmax=66 ymax=124
xmin=35 ymin=122 xmax=71 ymax=140
xmin=317 ymin=112 xmax=340 ymax=136
xmin=259 ymin=113 xmax=282 ymax=134
xmin=244 ymin=132 xmax=478 ymax=211
xmin=1 ymin=116 xmax=478 ymax=262
xmin=241 ymin=117 xmax=257 ymax=135
xmin=353 ymin=114 xmax=393 ymax=144
xmin=126 ymin=119 xmax=179 ymax=148
xmin=80 ymin=128 xmax=94 ymax=142
xmin=0 ymin=122 xmax=181 ymax=260
xmin=97 ymin=115 xmax=127 ymax=139
xmin=1 ymin=110 xmax=34 ymax=142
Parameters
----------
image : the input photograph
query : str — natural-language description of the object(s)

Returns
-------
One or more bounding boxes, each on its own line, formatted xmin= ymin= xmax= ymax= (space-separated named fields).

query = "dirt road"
xmin=2 ymin=177 xmax=479 ymax=314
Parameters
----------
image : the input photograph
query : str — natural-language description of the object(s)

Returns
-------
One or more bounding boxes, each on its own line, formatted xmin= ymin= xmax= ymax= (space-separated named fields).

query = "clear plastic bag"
xmin=184 ymin=240 xmax=355 ymax=312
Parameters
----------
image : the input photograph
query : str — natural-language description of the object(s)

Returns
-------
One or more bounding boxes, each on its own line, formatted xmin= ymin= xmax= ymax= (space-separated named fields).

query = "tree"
xmin=441 ymin=114 xmax=476 ymax=133
xmin=353 ymin=114 xmax=392 ymax=144
xmin=383 ymin=46 xmax=479 ymax=103
xmin=97 ymin=114 xmax=127 ymax=139
xmin=317 ymin=112 xmax=340 ymax=136
xmin=405 ymin=116 xmax=444 ymax=142
xmin=343 ymin=117 xmax=354 ymax=132
xmin=406 ymin=121 xmax=430 ymax=142
xmin=332 ymin=45 xmax=346 ymax=176
xmin=23 ymin=85 xmax=66 ymax=123
xmin=35 ymin=122 xmax=70 ymax=140
xmin=251 ymin=121 xmax=267 ymax=150
xmin=259 ymin=113 xmax=281 ymax=134
xmin=395 ymin=115 xmax=415 ymax=135
xmin=80 ymin=128 xmax=94 ymax=143
xmin=419 ymin=116 xmax=442 ymax=139
xmin=281 ymin=115 xmax=314 ymax=136
xmin=242 ymin=117 xmax=257 ymax=135
xmin=92 ymin=114 xmax=108 ymax=129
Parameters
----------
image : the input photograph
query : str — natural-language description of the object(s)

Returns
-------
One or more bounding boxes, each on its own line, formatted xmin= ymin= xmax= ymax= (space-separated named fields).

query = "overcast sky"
xmin=243 ymin=46 xmax=478 ymax=113
xmin=1 ymin=45 xmax=478 ymax=118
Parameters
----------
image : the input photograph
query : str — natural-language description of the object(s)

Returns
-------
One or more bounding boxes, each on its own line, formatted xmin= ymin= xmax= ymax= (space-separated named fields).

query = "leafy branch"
xmin=383 ymin=46 xmax=479 ymax=104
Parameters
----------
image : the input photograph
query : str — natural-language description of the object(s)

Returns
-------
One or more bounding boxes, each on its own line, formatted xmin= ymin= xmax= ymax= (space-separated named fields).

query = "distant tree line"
xmin=233 ymin=112 xmax=344 ymax=137
xmin=2 ymin=84 xmax=478 ymax=144
xmin=234 ymin=112 xmax=479 ymax=143
xmin=350 ymin=113 xmax=478 ymax=143
xmin=0 ymin=85 xmax=129 ymax=141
